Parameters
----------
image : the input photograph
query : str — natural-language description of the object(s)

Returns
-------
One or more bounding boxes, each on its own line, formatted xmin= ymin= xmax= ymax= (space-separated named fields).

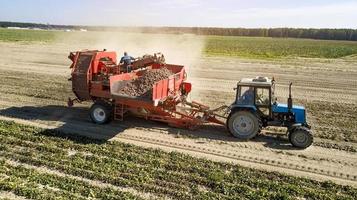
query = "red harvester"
xmin=68 ymin=50 xmax=226 ymax=129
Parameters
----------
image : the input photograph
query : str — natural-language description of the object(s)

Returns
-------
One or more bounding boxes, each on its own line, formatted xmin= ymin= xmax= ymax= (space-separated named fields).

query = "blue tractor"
xmin=227 ymin=77 xmax=313 ymax=148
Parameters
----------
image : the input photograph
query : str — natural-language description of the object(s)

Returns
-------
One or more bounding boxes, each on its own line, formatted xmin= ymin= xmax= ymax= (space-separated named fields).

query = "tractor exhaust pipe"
xmin=288 ymin=82 xmax=293 ymax=112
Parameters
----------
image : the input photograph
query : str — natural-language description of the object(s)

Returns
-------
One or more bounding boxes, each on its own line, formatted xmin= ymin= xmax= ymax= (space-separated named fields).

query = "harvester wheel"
xmin=227 ymin=111 xmax=261 ymax=139
xmin=89 ymin=102 xmax=112 ymax=124
xmin=289 ymin=126 xmax=313 ymax=149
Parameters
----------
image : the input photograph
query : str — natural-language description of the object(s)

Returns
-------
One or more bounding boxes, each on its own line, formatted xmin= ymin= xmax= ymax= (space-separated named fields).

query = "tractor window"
xmin=255 ymin=88 xmax=270 ymax=106
xmin=237 ymin=86 xmax=254 ymax=105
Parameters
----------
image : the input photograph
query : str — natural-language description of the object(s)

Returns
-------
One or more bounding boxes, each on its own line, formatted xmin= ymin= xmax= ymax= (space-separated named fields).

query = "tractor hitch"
xmin=67 ymin=97 xmax=80 ymax=107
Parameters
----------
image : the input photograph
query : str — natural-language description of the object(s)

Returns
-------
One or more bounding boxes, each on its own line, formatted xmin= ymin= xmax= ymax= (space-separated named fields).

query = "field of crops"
xmin=0 ymin=120 xmax=356 ymax=199
xmin=205 ymin=36 xmax=357 ymax=59
xmin=0 ymin=28 xmax=56 ymax=43
xmin=0 ymin=27 xmax=356 ymax=197
xmin=1 ymin=28 xmax=357 ymax=59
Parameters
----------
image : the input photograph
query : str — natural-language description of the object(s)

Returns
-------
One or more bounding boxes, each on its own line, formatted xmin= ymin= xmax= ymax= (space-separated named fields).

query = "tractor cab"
xmin=227 ymin=77 xmax=313 ymax=148
xmin=235 ymin=77 xmax=274 ymax=118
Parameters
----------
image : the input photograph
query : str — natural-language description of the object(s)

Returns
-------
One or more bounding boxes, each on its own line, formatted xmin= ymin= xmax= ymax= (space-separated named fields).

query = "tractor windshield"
xmin=255 ymin=88 xmax=270 ymax=105
xmin=237 ymin=86 xmax=254 ymax=105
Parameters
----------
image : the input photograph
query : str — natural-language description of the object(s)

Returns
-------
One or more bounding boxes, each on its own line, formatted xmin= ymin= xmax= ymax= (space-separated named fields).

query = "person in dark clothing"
xmin=239 ymin=87 xmax=254 ymax=104
xmin=120 ymin=52 xmax=135 ymax=72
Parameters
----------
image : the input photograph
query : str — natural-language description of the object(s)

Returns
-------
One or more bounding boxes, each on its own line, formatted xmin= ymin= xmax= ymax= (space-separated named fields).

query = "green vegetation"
xmin=0 ymin=28 xmax=55 ymax=43
xmin=1 ymin=28 xmax=357 ymax=59
xmin=205 ymin=36 xmax=357 ymax=59
xmin=0 ymin=120 xmax=356 ymax=199
xmin=0 ymin=160 xmax=140 ymax=200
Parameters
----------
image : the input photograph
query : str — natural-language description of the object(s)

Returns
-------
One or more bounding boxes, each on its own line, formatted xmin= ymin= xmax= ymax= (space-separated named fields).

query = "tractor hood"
xmin=272 ymin=103 xmax=306 ymax=124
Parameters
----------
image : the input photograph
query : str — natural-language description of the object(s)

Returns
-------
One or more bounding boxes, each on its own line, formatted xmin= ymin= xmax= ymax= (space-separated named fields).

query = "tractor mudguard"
xmin=287 ymin=123 xmax=303 ymax=133
xmin=287 ymin=123 xmax=311 ymax=133
xmin=229 ymin=104 xmax=257 ymax=113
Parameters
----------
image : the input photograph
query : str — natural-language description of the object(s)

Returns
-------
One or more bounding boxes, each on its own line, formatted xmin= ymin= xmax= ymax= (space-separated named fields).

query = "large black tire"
xmin=89 ymin=102 xmax=112 ymax=124
xmin=227 ymin=111 xmax=262 ymax=139
xmin=289 ymin=126 xmax=313 ymax=149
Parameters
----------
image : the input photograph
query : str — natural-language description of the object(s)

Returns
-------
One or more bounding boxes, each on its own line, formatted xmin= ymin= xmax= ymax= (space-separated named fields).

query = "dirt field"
xmin=0 ymin=37 xmax=356 ymax=190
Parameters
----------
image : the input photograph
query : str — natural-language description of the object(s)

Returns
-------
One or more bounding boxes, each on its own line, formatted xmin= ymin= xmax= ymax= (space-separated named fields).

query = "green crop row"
xmin=0 ymin=160 xmax=141 ymax=200
xmin=0 ymin=171 xmax=86 ymax=200
xmin=0 ymin=150 xmax=209 ymax=199
xmin=0 ymin=134 xmax=220 ymax=199
xmin=0 ymin=133 xmax=335 ymax=198
xmin=0 ymin=120 xmax=356 ymax=199
xmin=205 ymin=36 xmax=357 ymax=59
xmin=0 ymin=28 xmax=56 ymax=43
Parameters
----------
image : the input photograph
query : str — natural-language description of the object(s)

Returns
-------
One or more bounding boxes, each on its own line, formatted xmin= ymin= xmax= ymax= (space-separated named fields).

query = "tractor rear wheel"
xmin=289 ymin=126 xmax=313 ymax=149
xmin=227 ymin=111 xmax=262 ymax=139
xmin=89 ymin=102 xmax=112 ymax=124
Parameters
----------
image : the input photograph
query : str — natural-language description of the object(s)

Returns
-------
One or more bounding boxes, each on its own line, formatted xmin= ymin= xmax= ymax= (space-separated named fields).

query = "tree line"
xmin=135 ymin=27 xmax=357 ymax=41
xmin=1 ymin=21 xmax=357 ymax=41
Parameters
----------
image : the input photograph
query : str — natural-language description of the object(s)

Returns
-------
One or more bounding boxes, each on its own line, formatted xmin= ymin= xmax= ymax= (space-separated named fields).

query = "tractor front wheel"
xmin=289 ymin=126 xmax=313 ymax=149
xmin=227 ymin=111 xmax=262 ymax=139
xmin=89 ymin=102 xmax=112 ymax=124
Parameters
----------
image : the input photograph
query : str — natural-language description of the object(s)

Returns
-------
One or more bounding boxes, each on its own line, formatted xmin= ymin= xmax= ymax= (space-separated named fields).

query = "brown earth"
xmin=0 ymin=41 xmax=356 ymax=187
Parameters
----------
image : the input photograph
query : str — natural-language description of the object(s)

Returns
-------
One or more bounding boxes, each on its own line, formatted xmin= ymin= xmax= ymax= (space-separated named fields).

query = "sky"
xmin=1 ymin=0 xmax=357 ymax=28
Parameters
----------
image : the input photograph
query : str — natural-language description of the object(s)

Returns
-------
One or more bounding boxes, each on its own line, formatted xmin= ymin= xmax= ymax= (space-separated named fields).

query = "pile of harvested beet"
xmin=116 ymin=68 xmax=173 ymax=98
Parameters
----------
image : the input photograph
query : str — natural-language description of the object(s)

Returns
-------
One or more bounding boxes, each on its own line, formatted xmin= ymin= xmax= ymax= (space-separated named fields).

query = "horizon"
xmin=1 ymin=0 xmax=357 ymax=29
xmin=3 ymin=21 xmax=357 ymax=30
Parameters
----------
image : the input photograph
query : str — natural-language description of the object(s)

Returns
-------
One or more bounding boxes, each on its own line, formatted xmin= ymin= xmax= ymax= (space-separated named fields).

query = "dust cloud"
xmin=55 ymin=31 xmax=205 ymax=73
xmin=55 ymin=30 xmax=206 ymax=103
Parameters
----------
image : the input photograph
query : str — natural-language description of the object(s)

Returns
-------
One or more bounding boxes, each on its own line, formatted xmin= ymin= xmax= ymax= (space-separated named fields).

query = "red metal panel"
xmin=153 ymin=83 xmax=158 ymax=100
xmin=159 ymin=82 xmax=164 ymax=99
xmin=157 ymin=82 xmax=163 ymax=100
xmin=152 ymin=79 xmax=171 ymax=102
xmin=163 ymin=79 xmax=168 ymax=97
xmin=168 ymin=77 xmax=174 ymax=91
xmin=175 ymin=74 xmax=181 ymax=90
xmin=92 ymin=51 xmax=117 ymax=74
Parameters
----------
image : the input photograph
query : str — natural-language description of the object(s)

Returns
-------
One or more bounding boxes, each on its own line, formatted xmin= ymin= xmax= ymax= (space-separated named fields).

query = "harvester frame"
xmin=68 ymin=50 xmax=224 ymax=130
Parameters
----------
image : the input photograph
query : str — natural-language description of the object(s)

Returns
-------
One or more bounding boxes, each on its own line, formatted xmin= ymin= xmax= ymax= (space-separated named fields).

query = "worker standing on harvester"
xmin=120 ymin=52 xmax=135 ymax=72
